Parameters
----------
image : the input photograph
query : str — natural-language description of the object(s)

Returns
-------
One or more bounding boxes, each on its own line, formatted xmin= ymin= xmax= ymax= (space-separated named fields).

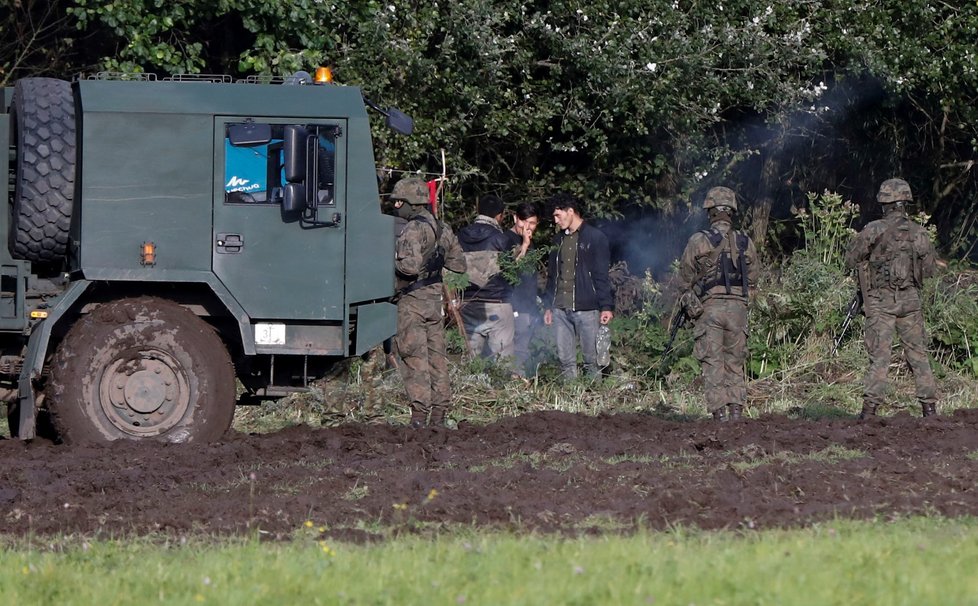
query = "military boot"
xmin=712 ymin=408 xmax=727 ymax=422
xmin=429 ymin=407 xmax=447 ymax=427
xmin=858 ymin=403 xmax=877 ymax=420
xmin=921 ymin=403 xmax=937 ymax=417
xmin=727 ymin=404 xmax=743 ymax=421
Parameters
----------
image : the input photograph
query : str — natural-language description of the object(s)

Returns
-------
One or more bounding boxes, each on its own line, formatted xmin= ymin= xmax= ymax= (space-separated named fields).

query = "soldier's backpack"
xmin=398 ymin=214 xmax=446 ymax=296
xmin=869 ymin=217 xmax=921 ymax=290
xmin=691 ymin=227 xmax=750 ymax=299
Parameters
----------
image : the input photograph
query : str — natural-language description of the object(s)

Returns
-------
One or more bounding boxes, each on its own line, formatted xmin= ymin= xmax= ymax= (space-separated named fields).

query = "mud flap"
xmin=15 ymin=280 xmax=90 ymax=439
xmin=353 ymin=301 xmax=397 ymax=356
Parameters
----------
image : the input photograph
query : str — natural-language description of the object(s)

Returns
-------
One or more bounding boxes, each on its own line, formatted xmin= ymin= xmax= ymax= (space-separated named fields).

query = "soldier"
xmin=678 ymin=186 xmax=758 ymax=421
xmin=391 ymin=177 xmax=466 ymax=428
xmin=844 ymin=178 xmax=939 ymax=419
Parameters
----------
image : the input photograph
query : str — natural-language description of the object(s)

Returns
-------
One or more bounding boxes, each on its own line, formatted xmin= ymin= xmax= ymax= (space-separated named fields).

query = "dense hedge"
xmin=4 ymin=1 xmax=977 ymax=256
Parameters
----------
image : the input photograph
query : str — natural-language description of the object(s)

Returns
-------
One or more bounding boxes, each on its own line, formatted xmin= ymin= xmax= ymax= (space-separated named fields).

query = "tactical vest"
xmin=400 ymin=214 xmax=446 ymax=295
xmin=692 ymin=227 xmax=750 ymax=299
xmin=868 ymin=217 xmax=921 ymax=290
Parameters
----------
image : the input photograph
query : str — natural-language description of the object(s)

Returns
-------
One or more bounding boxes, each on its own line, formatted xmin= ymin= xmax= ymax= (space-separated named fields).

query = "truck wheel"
xmin=47 ymin=297 xmax=236 ymax=444
xmin=9 ymin=78 xmax=76 ymax=264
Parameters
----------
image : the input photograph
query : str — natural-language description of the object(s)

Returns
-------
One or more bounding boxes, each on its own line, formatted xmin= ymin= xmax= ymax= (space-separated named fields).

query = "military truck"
xmin=1 ymin=71 xmax=410 ymax=443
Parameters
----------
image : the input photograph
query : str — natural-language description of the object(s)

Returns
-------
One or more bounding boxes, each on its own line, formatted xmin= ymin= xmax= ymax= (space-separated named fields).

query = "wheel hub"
xmin=99 ymin=349 xmax=192 ymax=436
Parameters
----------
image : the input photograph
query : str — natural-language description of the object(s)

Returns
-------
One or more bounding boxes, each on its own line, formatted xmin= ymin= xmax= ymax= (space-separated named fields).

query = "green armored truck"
xmin=1 ymin=72 xmax=410 ymax=443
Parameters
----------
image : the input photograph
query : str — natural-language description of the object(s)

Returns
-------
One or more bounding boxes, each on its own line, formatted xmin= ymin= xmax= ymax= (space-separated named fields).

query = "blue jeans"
xmin=513 ymin=309 xmax=541 ymax=377
xmin=551 ymin=308 xmax=600 ymax=380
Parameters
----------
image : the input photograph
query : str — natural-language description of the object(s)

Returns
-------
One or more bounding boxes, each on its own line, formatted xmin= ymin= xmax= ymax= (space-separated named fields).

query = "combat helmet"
xmin=877 ymin=178 xmax=912 ymax=205
xmin=390 ymin=177 xmax=430 ymax=205
xmin=703 ymin=186 xmax=737 ymax=212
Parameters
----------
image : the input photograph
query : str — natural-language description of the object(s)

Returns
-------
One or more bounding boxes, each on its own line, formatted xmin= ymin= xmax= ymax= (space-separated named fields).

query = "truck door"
xmin=212 ymin=117 xmax=347 ymax=320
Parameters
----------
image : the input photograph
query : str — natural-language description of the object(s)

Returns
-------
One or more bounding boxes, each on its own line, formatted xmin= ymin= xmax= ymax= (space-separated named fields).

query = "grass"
xmin=343 ymin=482 xmax=370 ymax=501
xmin=604 ymin=452 xmax=702 ymax=470
xmin=728 ymin=444 xmax=867 ymax=472
xmin=2 ymin=517 xmax=978 ymax=604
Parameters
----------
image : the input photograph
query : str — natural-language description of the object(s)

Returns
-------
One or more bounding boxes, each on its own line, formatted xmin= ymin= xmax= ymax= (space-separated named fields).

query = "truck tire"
xmin=9 ymin=78 xmax=76 ymax=264
xmin=47 ymin=297 xmax=236 ymax=444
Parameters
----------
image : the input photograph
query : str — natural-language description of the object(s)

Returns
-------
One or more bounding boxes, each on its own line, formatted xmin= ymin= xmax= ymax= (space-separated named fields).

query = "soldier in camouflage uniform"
xmin=391 ymin=178 xmax=466 ymax=428
xmin=679 ymin=186 xmax=758 ymax=421
xmin=844 ymin=178 xmax=939 ymax=419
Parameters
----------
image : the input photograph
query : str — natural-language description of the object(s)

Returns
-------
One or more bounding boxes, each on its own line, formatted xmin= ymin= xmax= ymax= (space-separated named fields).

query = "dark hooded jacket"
xmin=457 ymin=215 xmax=513 ymax=303
xmin=544 ymin=222 xmax=614 ymax=312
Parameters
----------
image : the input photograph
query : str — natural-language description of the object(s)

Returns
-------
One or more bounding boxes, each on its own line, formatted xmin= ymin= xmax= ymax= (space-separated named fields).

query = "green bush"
xmin=924 ymin=269 xmax=978 ymax=377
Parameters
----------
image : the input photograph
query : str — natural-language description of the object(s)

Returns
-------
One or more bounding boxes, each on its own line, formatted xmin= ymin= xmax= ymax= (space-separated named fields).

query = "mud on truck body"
xmin=0 ymin=73 xmax=410 ymax=443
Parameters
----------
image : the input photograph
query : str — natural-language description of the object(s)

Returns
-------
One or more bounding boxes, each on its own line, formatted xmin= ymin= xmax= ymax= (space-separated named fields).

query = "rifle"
xmin=831 ymin=291 xmax=863 ymax=356
xmin=443 ymin=285 xmax=473 ymax=359
xmin=658 ymin=307 xmax=690 ymax=372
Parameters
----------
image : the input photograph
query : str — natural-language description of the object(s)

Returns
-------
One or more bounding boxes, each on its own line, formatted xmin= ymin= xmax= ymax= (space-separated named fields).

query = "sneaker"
xmin=409 ymin=410 xmax=427 ymax=428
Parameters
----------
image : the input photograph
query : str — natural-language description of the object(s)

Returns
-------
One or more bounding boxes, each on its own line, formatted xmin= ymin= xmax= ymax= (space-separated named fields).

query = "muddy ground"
xmin=2 ymin=409 xmax=978 ymax=540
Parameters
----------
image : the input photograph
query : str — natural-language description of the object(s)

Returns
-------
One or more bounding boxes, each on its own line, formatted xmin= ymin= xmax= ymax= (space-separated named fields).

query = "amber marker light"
xmin=314 ymin=66 xmax=334 ymax=84
xmin=29 ymin=310 xmax=48 ymax=319
xmin=141 ymin=242 xmax=156 ymax=266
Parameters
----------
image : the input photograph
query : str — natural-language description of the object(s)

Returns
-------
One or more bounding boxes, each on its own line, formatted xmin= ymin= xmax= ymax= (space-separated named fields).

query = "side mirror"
xmin=283 ymin=183 xmax=306 ymax=213
xmin=228 ymin=123 xmax=271 ymax=147
xmin=385 ymin=108 xmax=414 ymax=136
xmin=284 ymin=125 xmax=308 ymax=183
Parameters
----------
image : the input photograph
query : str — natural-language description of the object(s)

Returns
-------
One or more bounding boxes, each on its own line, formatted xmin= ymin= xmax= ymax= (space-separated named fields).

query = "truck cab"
xmin=1 ymin=73 xmax=409 ymax=443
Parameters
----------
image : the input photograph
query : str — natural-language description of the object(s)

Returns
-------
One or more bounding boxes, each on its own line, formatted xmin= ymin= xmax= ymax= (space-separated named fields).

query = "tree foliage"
xmin=6 ymin=1 xmax=978 ymax=254
xmin=0 ymin=0 xmax=77 ymax=84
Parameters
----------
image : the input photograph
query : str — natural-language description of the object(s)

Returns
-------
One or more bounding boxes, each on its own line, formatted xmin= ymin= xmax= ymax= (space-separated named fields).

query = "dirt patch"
xmin=2 ymin=409 xmax=978 ymax=539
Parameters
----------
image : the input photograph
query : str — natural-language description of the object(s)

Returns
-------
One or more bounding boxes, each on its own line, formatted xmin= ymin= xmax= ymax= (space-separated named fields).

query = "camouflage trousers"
xmin=862 ymin=289 xmax=938 ymax=409
xmin=692 ymin=298 xmax=748 ymax=413
xmin=396 ymin=292 xmax=451 ymax=421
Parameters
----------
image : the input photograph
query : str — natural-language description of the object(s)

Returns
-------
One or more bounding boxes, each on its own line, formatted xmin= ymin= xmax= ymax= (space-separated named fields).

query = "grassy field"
xmin=2 ymin=517 xmax=977 ymax=605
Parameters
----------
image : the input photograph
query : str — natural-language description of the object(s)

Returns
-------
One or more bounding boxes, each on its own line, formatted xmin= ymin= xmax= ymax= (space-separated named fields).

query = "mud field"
xmin=2 ymin=409 xmax=978 ymax=540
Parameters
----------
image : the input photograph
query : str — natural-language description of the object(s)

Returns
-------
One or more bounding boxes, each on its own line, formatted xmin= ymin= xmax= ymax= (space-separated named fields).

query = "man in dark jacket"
xmin=504 ymin=201 xmax=542 ymax=376
xmin=457 ymin=195 xmax=516 ymax=365
xmin=543 ymin=193 xmax=614 ymax=380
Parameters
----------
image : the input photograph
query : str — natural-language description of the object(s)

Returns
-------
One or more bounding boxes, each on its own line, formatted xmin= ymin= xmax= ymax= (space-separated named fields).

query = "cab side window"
xmin=314 ymin=128 xmax=337 ymax=207
xmin=224 ymin=123 xmax=282 ymax=205
xmin=224 ymin=122 xmax=338 ymax=209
